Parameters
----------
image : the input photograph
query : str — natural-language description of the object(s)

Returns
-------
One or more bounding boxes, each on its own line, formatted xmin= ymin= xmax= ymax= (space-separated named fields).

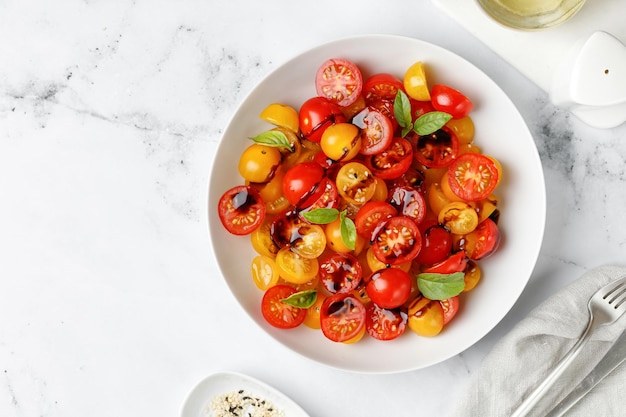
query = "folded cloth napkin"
xmin=448 ymin=265 xmax=626 ymax=417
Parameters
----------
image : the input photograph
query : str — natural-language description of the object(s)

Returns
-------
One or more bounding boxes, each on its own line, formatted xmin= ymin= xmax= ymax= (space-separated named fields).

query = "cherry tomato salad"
xmin=217 ymin=57 xmax=502 ymax=343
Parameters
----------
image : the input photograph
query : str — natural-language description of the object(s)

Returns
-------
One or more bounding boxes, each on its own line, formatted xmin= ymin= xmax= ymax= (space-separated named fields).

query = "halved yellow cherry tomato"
xmin=423 ymin=166 xmax=447 ymax=190
xmin=365 ymin=246 xmax=411 ymax=273
xmin=249 ymin=169 xmax=290 ymax=215
xmin=336 ymin=162 xmax=376 ymax=205
xmin=260 ymin=103 xmax=299 ymax=133
xmin=289 ymin=275 xmax=320 ymax=292
xmin=320 ymin=122 xmax=361 ymax=161
xmin=275 ymin=247 xmax=319 ymax=284
xmin=445 ymin=116 xmax=475 ymax=145
xmin=407 ymin=296 xmax=444 ymax=337
xmin=290 ymin=224 xmax=326 ymax=259
xmin=250 ymin=218 xmax=280 ymax=258
xmin=427 ymin=181 xmax=453 ymax=217
xmin=370 ymin=176 xmax=389 ymax=202
xmin=463 ymin=260 xmax=481 ymax=292
xmin=440 ymin=171 xmax=464 ymax=203
xmin=474 ymin=194 xmax=499 ymax=223
xmin=459 ymin=142 xmax=482 ymax=155
xmin=341 ymin=94 xmax=366 ymax=119
xmin=238 ymin=143 xmax=281 ymax=183
xmin=438 ymin=201 xmax=479 ymax=234
xmin=303 ymin=291 xmax=327 ymax=329
xmin=403 ymin=61 xmax=431 ymax=101
xmin=273 ymin=127 xmax=302 ymax=168
xmin=251 ymin=255 xmax=280 ymax=290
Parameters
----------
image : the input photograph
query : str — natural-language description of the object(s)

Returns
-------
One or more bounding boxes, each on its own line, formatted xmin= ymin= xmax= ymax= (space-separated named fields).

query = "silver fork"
xmin=510 ymin=275 xmax=626 ymax=417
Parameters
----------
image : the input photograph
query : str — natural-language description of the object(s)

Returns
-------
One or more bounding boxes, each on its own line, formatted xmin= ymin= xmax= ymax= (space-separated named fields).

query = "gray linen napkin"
xmin=448 ymin=265 xmax=626 ymax=417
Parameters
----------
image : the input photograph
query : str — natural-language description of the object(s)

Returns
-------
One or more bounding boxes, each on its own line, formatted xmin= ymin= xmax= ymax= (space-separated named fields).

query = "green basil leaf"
xmin=250 ymin=130 xmax=294 ymax=152
xmin=301 ymin=208 xmax=340 ymax=224
xmin=281 ymin=289 xmax=317 ymax=309
xmin=413 ymin=111 xmax=453 ymax=136
xmin=394 ymin=90 xmax=414 ymax=134
xmin=339 ymin=211 xmax=356 ymax=251
xmin=416 ymin=272 xmax=465 ymax=300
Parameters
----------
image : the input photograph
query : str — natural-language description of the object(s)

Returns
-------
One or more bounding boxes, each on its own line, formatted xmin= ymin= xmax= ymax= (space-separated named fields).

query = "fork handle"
xmin=510 ymin=319 xmax=596 ymax=417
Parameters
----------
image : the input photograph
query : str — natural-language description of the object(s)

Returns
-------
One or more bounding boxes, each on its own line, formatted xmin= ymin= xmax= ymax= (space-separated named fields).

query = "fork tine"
xmin=610 ymin=286 xmax=626 ymax=309
xmin=601 ymin=278 xmax=626 ymax=301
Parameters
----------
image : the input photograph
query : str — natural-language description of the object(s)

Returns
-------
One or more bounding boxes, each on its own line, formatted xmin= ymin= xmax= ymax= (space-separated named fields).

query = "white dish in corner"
xmin=181 ymin=371 xmax=310 ymax=417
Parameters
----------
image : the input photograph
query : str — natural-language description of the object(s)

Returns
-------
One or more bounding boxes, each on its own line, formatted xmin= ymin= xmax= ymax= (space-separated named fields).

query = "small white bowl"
xmin=181 ymin=371 xmax=310 ymax=417
xmin=207 ymin=34 xmax=546 ymax=373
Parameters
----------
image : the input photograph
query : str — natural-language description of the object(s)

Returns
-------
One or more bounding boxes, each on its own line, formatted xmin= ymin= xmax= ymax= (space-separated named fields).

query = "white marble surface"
xmin=2 ymin=1 xmax=626 ymax=416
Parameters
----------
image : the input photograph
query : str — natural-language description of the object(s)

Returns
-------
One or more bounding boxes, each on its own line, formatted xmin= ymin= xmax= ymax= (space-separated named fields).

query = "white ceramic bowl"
xmin=207 ymin=34 xmax=546 ymax=374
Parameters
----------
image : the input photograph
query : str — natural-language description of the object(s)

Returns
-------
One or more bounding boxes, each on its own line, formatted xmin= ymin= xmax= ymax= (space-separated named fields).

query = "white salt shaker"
xmin=550 ymin=31 xmax=626 ymax=129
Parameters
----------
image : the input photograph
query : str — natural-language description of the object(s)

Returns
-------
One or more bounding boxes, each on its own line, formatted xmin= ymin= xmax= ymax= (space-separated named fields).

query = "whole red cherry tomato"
xmin=282 ymin=162 xmax=325 ymax=207
xmin=366 ymin=268 xmax=412 ymax=309
xmin=416 ymin=221 xmax=453 ymax=266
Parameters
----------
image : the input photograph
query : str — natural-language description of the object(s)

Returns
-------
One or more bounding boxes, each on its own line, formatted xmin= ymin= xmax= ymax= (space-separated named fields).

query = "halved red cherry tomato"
xmin=297 ymin=178 xmax=340 ymax=215
xmin=282 ymin=162 xmax=325 ymax=207
xmin=354 ymin=201 xmax=397 ymax=240
xmin=365 ymin=303 xmax=407 ymax=341
xmin=410 ymin=126 xmax=459 ymax=169
xmin=431 ymin=84 xmax=473 ymax=119
xmin=261 ymin=284 xmax=307 ymax=329
xmin=363 ymin=73 xmax=405 ymax=103
xmin=388 ymin=167 xmax=426 ymax=192
xmin=463 ymin=218 xmax=501 ymax=260
xmin=299 ymin=97 xmax=347 ymax=143
xmin=440 ymin=296 xmax=459 ymax=325
xmin=367 ymin=98 xmax=397 ymax=128
xmin=387 ymin=185 xmax=427 ymax=224
xmin=372 ymin=216 xmax=422 ymax=266
xmin=218 ymin=185 xmax=266 ymax=235
xmin=365 ymin=136 xmax=413 ymax=180
xmin=352 ymin=107 xmax=394 ymax=155
xmin=411 ymin=99 xmax=435 ymax=119
xmin=312 ymin=150 xmax=336 ymax=170
xmin=319 ymin=253 xmax=363 ymax=294
xmin=415 ymin=221 xmax=452 ymax=266
xmin=315 ymin=58 xmax=363 ymax=107
xmin=320 ymin=293 xmax=367 ymax=342
xmin=447 ymin=153 xmax=499 ymax=202
xmin=366 ymin=268 xmax=412 ymax=309
xmin=424 ymin=251 xmax=468 ymax=274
